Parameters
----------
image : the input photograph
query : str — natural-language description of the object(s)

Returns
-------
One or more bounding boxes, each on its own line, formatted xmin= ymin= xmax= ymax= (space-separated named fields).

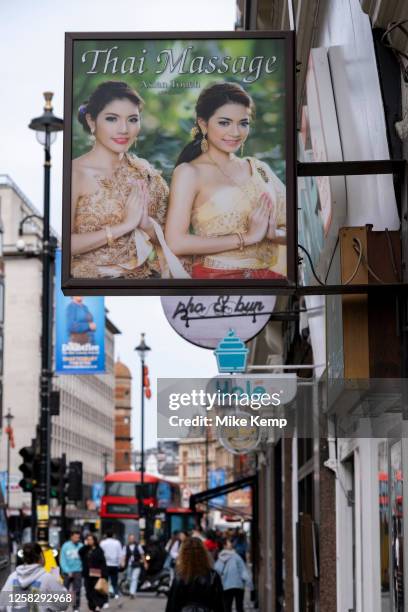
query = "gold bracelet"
xmin=105 ymin=225 xmax=114 ymax=247
xmin=237 ymin=232 xmax=245 ymax=251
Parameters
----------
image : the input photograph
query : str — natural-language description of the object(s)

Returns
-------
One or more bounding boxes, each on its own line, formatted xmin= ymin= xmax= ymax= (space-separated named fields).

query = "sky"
xmin=0 ymin=0 xmax=236 ymax=449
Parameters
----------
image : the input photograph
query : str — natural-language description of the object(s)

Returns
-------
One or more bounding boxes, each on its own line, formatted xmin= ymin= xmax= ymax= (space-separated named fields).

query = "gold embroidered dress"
xmin=191 ymin=157 xmax=286 ymax=278
xmin=72 ymin=153 xmax=169 ymax=279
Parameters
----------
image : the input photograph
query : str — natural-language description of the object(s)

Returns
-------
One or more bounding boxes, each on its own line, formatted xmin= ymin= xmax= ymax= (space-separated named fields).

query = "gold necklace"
xmin=206 ymin=152 xmax=253 ymax=198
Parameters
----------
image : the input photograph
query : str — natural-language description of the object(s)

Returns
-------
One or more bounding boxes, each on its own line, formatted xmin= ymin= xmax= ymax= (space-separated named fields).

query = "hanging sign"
xmin=161 ymin=295 xmax=276 ymax=349
xmin=62 ymin=31 xmax=296 ymax=295
xmin=218 ymin=411 xmax=263 ymax=455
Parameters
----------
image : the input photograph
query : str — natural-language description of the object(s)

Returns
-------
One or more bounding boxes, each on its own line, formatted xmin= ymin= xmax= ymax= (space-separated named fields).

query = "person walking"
xmin=79 ymin=534 xmax=108 ymax=612
xmin=164 ymin=531 xmax=181 ymax=568
xmin=232 ymin=529 xmax=248 ymax=562
xmin=60 ymin=529 xmax=83 ymax=612
xmin=165 ymin=537 xmax=225 ymax=612
xmin=100 ymin=531 xmax=122 ymax=599
xmin=121 ymin=534 xmax=144 ymax=598
xmin=215 ymin=539 xmax=252 ymax=612
xmin=0 ymin=542 xmax=69 ymax=612
xmin=164 ymin=531 xmax=187 ymax=580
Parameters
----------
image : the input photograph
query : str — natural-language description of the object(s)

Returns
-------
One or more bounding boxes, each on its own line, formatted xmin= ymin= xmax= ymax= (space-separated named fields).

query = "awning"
xmin=189 ymin=474 xmax=257 ymax=513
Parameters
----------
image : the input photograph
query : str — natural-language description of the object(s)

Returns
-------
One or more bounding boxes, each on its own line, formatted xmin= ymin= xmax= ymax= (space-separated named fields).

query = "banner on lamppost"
xmin=62 ymin=31 xmax=296 ymax=295
xmin=55 ymin=250 xmax=105 ymax=374
xmin=91 ymin=482 xmax=104 ymax=509
xmin=208 ymin=468 xmax=227 ymax=507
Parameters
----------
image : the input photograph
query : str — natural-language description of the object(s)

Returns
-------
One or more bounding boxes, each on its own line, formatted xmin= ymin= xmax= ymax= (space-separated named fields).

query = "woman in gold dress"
xmin=71 ymin=80 xmax=188 ymax=279
xmin=165 ymin=82 xmax=286 ymax=280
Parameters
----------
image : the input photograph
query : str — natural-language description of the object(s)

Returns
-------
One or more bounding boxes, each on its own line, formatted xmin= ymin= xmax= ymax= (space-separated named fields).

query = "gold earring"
xmin=240 ymin=140 xmax=245 ymax=157
xmin=190 ymin=125 xmax=199 ymax=139
xmin=90 ymin=128 xmax=95 ymax=143
xmin=201 ymin=132 xmax=208 ymax=154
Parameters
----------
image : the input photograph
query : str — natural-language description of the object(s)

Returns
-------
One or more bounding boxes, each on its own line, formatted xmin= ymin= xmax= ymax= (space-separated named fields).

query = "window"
xmin=105 ymin=481 xmax=155 ymax=498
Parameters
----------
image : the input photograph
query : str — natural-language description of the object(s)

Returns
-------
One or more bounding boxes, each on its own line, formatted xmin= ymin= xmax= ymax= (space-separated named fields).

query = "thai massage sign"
xmin=161 ymin=295 xmax=276 ymax=349
xmin=62 ymin=31 xmax=296 ymax=295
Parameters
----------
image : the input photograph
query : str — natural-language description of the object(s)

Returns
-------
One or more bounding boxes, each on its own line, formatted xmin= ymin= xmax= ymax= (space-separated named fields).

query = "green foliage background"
xmin=72 ymin=38 xmax=286 ymax=184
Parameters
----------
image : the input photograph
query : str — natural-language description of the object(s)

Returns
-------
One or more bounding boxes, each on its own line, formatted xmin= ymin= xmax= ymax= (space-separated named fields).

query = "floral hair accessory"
xmin=78 ymin=104 xmax=87 ymax=116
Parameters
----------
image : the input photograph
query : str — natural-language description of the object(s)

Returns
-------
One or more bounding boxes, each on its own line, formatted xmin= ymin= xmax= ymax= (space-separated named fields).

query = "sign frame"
xmin=62 ymin=30 xmax=297 ymax=296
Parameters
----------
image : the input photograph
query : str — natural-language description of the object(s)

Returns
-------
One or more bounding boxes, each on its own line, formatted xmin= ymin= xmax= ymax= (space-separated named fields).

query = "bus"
xmin=100 ymin=471 xmax=200 ymax=542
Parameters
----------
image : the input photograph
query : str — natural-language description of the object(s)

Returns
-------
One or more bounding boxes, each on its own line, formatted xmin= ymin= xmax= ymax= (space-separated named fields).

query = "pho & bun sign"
xmin=161 ymin=295 xmax=276 ymax=349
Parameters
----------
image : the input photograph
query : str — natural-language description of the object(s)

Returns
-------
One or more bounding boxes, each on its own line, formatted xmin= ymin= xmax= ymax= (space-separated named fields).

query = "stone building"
xmin=0 ymin=175 xmax=118 ymax=514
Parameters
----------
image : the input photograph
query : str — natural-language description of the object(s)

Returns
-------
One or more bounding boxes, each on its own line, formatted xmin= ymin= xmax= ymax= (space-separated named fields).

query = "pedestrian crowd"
xmin=0 ymin=526 xmax=251 ymax=612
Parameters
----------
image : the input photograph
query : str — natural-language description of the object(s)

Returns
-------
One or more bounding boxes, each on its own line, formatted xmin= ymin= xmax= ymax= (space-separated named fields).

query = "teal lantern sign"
xmin=214 ymin=329 xmax=249 ymax=373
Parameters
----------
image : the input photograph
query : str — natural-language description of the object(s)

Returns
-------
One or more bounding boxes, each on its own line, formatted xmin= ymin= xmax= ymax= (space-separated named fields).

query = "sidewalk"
xmin=79 ymin=593 xmax=167 ymax=612
xmin=78 ymin=592 xmax=256 ymax=611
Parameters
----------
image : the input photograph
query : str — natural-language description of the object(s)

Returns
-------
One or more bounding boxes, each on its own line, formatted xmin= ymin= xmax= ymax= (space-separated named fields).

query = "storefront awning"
xmin=189 ymin=474 xmax=257 ymax=512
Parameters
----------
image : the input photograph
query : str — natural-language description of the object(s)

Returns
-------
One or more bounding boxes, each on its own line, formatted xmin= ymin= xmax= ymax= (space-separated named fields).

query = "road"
xmin=80 ymin=593 xmax=167 ymax=612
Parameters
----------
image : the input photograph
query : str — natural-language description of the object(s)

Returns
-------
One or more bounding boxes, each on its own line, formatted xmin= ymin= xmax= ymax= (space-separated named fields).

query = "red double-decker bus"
xmin=100 ymin=471 xmax=200 ymax=542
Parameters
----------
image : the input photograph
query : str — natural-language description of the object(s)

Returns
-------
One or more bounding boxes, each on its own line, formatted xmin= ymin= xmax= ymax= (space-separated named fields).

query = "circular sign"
xmin=218 ymin=411 xmax=262 ymax=455
xmin=161 ymin=295 xmax=276 ymax=349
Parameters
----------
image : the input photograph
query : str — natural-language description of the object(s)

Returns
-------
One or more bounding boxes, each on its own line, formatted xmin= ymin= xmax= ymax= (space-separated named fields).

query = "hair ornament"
xmin=78 ymin=104 xmax=88 ymax=116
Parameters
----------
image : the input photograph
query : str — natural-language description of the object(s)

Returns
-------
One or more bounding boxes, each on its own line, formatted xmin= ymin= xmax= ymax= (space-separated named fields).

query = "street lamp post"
xmin=103 ymin=451 xmax=109 ymax=476
xmin=29 ymin=92 xmax=63 ymax=546
xmin=135 ymin=333 xmax=151 ymax=542
xmin=4 ymin=409 xmax=14 ymax=507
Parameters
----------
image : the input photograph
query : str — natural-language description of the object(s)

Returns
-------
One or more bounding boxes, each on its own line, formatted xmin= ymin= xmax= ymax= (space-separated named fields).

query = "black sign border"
xmin=62 ymin=30 xmax=296 ymax=296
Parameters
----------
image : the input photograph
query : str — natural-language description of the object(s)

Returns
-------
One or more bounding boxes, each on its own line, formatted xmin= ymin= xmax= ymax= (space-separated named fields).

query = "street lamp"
xmin=135 ymin=333 xmax=151 ymax=541
xmin=29 ymin=92 xmax=63 ymax=547
xmin=16 ymin=214 xmax=44 ymax=253
xmin=4 ymin=409 xmax=14 ymax=507
xmin=102 ymin=451 xmax=109 ymax=477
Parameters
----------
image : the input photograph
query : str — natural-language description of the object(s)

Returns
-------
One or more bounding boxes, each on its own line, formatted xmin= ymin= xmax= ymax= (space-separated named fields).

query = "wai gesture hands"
xmin=124 ymin=180 xmax=153 ymax=233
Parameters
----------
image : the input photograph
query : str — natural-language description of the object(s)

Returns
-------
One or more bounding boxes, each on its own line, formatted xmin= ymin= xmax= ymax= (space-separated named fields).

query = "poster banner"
xmin=62 ymin=31 xmax=296 ymax=295
xmin=91 ymin=482 xmax=104 ymax=509
xmin=208 ymin=468 xmax=227 ymax=507
xmin=55 ymin=250 xmax=105 ymax=374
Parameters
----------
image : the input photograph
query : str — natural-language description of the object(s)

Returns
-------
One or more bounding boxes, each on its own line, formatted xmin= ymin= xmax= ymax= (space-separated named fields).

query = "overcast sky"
xmin=1 ymin=0 xmax=236 ymax=450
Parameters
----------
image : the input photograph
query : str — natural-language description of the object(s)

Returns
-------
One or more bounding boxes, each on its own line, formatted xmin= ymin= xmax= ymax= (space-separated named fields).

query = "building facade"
xmin=178 ymin=432 xmax=235 ymax=505
xmin=0 ymin=175 xmax=118 ymax=518
xmin=237 ymin=0 xmax=408 ymax=610
xmin=114 ymin=359 xmax=132 ymax=471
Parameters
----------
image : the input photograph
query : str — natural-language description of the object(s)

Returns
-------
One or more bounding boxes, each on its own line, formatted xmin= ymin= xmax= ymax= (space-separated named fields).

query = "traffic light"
xmin=50 ymin=455 xmax=66 ymax=500
xmin=67 ymin=461 xmax=83 ymax=502
xmin=18 ymin=444 xmax=39 ymax=492
xmin=143 ymin=365 xmax=152 ymax=399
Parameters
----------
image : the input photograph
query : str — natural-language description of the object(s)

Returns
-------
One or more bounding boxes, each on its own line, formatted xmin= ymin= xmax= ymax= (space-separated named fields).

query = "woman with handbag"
xmin=165 ymin=537 xmax=225 ymax=612
xmin=79 ymin=535 xmax=108 ymax=612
